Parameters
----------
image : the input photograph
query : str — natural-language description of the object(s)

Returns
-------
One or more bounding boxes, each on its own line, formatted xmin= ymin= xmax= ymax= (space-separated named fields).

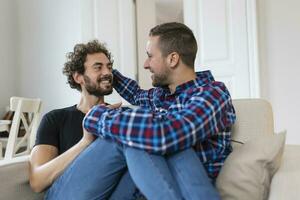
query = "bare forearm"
xmin=29 ymin=140 xmax=90 ymax=192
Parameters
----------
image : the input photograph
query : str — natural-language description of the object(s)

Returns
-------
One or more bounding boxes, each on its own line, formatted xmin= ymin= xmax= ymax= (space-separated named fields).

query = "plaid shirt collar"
xmin=163 ymin=70 xmax=215 ymax=96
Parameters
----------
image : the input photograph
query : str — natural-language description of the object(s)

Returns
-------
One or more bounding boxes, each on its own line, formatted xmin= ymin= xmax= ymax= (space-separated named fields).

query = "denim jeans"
xmin=45 ymin=138 xmax=220 ymax=200
xmin=45 ymin=138 xmax=133 ymax=200
xmin=124 ymin=147 xmax=220 ymax=200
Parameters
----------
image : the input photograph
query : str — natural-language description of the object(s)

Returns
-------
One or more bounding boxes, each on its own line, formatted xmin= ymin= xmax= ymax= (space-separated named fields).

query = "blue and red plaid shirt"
xmin=83 ymin=69 xmax=236 ymax=179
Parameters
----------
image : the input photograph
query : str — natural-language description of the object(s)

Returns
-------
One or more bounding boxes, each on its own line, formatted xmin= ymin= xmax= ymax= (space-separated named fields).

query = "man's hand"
xmin=107 ymin=102 xmax=122 ymax=109
xmin=80 ymin=128 xmax=96 ymax=147
xmin=80 ymin=102 xmax=122 ymax=147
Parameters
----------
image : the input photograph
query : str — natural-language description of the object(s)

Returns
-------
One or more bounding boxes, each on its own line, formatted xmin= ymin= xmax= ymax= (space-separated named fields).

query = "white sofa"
xmin=0 ymin=99 xmax=299 ymax=199
xmin=216 ymin=99 xmax=300 ymax=200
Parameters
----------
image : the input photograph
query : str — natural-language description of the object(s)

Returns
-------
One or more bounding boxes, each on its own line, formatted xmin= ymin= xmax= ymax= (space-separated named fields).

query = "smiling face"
xmin=143 ymin=36 xmax=171 ymax=87
xmin=82 ymin=52 xmax=113 ymax=97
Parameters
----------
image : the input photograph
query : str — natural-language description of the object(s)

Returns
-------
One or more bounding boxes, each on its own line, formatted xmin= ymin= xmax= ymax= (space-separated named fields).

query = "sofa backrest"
xmin=231 ymin=99 xmax=274 ymax=145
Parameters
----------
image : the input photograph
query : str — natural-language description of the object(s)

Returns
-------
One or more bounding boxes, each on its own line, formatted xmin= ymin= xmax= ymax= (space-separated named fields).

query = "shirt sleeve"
xmin=83 ymin=85 xmax=236 ymax=155
xmin=35 ymin=111 xmax=60 ymax=147
xmin=113 ymin=69 xmax=154 ymax=108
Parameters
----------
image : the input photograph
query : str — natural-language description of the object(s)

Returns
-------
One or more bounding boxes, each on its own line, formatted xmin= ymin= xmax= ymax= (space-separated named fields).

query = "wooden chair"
xmin=0 ymin=97 xmax=42 ymax=162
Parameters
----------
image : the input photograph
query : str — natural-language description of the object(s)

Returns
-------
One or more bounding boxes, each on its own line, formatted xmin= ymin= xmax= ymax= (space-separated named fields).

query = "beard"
xmin=151 ymin=69 xmax=170 ymax=88
xmin=83 ymin=74 xmax=113 ymax=97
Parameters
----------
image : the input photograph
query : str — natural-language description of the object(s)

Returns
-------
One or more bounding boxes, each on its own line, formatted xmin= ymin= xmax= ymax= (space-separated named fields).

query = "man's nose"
xmin=144 ymin=59 xmax=149 ymax=69
xmin=102 ymin=66 xmax=111 ymax=75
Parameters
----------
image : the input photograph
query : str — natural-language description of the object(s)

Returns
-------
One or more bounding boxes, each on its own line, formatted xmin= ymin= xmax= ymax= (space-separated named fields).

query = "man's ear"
xmin=168 ymin=52 xmax=180 ymax=68
xmin=73 ymin=72 xmax=84 ymax=84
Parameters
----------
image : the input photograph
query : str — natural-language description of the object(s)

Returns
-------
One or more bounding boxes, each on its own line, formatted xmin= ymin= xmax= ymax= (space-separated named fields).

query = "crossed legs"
xmin=45 ymin=138 xmax=220 ymax=200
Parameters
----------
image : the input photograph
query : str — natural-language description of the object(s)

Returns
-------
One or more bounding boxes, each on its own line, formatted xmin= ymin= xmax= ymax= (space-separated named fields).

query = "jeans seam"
xmin=136 ymin=152 xmax=180 ymax=199
xmin=170 ymin=161 xmax=193 ymax=200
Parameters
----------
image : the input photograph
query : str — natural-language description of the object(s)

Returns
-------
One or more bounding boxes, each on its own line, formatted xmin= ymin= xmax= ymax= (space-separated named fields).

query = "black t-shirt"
xmin=35 ymin=105 xmax=85 ymax=154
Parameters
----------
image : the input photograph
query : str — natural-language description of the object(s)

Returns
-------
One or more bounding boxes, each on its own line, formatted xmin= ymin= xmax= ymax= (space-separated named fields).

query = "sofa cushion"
xmin=0 ymin=161 xmax=43 ymax=200
xmin=216 ymin=131 xmax=286 ymax=200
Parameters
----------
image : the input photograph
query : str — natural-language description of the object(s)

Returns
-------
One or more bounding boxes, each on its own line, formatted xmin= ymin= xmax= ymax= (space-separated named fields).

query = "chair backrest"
xmin=3 ymin=97 xmax=42 ymax=160
xmin=231 ymin=99 xmax=274 ymax=145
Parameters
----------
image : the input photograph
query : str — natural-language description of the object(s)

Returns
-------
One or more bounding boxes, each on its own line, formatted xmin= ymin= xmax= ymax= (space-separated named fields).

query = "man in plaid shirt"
xmin=83 ymin=22 xmax=236 ymax=199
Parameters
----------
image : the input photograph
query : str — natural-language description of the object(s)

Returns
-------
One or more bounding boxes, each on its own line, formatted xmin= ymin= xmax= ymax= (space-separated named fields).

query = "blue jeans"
xmin=45 ymin=139 xmax=134 ymax=200
xmin=45 ymin=138 xmax=220 ymax=200
xmin=124 ymin=147 xmax=220 ymax=200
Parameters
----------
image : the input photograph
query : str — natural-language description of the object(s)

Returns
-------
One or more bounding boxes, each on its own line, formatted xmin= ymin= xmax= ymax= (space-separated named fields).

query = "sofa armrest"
xmin=0 ymin=160 xmax=44 ymax=200
xmin=269 ymin=145 xmax=300 ymax=200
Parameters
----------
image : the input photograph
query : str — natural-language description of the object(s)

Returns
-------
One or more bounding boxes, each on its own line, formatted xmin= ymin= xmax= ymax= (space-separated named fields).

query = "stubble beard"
xmin=83 ymin=74 xmax=113 ymax=97
xmin=151 ymin=69 xmax=170 ymax=88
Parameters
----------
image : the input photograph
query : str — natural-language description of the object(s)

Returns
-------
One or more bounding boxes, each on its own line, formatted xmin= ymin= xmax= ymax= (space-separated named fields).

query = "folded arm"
xmin=29 ymin=130 xmax=94 ymax=193
xmin=84 ymin=86 xmax=236 ymax=155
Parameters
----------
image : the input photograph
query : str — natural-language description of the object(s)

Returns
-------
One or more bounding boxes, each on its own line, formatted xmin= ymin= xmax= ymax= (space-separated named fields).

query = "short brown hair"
xmin=63 ymin=40 xmax=113 ymax=91
xmin=149 ymin=22 xmax=197 ymax=67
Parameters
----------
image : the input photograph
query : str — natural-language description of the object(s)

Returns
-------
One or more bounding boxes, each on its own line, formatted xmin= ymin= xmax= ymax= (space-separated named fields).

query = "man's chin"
xmin=102 ymin=90 xmax=113 ymax=96
xmin=152 ymin=81 xmax=168 ymax=88
xmin=152 ymin=81 xmax=161 ymax=87
xmin=98 ymin=89 xmax=113 ymax=96
xmin=151 ymin=79 xmax=157 ymax=87
xmin=88 ymin=89 xmax=113 ymax=97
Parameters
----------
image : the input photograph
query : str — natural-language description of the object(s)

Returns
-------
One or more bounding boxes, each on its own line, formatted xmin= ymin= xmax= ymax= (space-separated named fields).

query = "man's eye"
xmin=94 ymin=66 xmax=101 ymax=70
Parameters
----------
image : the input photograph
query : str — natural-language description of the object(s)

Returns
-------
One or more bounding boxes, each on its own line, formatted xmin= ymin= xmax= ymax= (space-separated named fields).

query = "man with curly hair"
xmin=29 ymin=40 xmax=138 ymax=199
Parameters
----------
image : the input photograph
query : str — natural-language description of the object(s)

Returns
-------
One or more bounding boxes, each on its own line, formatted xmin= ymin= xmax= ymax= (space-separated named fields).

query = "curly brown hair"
xmin=63 ymin=40 xmax=113 ymax=91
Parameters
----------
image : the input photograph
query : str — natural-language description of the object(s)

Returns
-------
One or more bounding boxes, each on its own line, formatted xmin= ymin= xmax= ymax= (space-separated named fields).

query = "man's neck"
xmin=77 ymin=91 xmax=104 ymax=114
xmin=168 ymin=67 xmax=196 ymax=94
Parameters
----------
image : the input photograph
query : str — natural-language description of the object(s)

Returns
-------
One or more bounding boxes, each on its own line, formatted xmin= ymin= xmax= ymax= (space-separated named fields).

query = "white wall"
xmin=16 ymin=0 xmax=82 ymax=113
xmin=82 ymin=0 xmax=137 ymax=104
xmin=258 ymin=0 xmax=300 ymax=144
xmin=1 ymin=0 xmax=136 ymax=116
xmin=0 ymin=0 xmax=17 ymax=116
